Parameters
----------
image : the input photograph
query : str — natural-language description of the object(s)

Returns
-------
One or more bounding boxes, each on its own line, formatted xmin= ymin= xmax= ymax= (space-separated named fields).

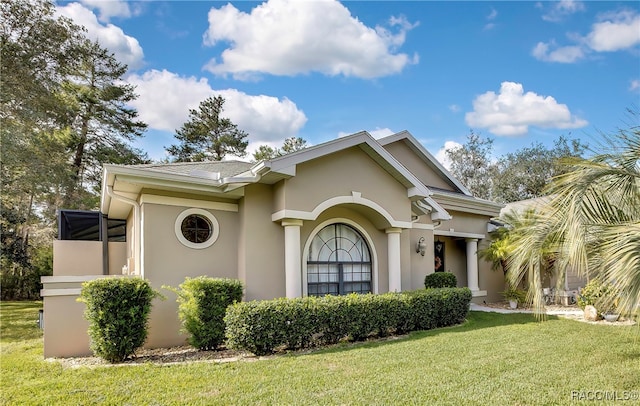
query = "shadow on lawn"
xmin=0 ymin=301 xmax=43 ymax=342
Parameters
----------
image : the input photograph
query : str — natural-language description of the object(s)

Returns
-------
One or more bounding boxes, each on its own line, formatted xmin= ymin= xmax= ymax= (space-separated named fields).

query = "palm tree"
xmin=505 ymin=109 xmax=640 ymax=316
xmin=480 ymin=209 xmax=556 ymax=289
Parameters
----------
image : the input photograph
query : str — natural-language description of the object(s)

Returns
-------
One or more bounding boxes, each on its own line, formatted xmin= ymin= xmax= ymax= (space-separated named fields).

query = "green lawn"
xmin=1 ymin=301 xmax=638 ymax=405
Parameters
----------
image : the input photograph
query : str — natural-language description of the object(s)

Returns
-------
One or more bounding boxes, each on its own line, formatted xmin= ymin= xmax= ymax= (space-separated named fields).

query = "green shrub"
xmin=171 ymin=277 xmax=243 ymax=350
xmin=502 ymin=287 xmax=526 ymax=303
xmin=225 ymin=288 xmax=471 ymax=356
xmin=424 ymin=272 xmax=457 ymax=289
xmin=577 ymin=279 xmax=619 ymax=313
xmin=78 ymin=277 xmax=160 ymax=363
xmin=406 ymin=288 xmax=472 ymax=329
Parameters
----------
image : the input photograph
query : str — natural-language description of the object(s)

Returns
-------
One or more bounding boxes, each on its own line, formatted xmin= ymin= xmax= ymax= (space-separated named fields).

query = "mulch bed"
xmin=50 ymin=346 xmax=259 ymax=369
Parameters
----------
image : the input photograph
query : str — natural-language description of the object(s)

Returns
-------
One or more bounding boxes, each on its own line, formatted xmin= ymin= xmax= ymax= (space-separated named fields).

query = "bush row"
xmin=224 ymin=288 xmax=472 ymax=356
xmin=80 ymin=277 xmax=471 ymax=361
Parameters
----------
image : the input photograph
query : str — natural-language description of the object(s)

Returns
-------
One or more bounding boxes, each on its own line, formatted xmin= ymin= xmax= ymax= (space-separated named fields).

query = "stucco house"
xmin=42 ymin=130 xmax=504 ymax=357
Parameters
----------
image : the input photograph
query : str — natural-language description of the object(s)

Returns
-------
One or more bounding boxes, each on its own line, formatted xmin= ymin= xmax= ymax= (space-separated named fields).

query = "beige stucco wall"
xmin=53 ymin=240 xmax=102 ymax=276
xmin=477 ymin=238 xmax=505 ymax=303
xmin=238 ymin=183 xmax=286 ymax=301
xmin=41 ymin=275 xmax=122 ymax=358
xmin=382 ymin=140 xmax=456 ymax=191
xmin=42 ymin=294 xmax=91 ymax=358
xmin=442 ymin=211 xmax=490 ymax=236
xmin=53 ymin=241 xmax=125 ymax=276
xmin=274 ymin=147 xmax=412 ymax=225
xmin=108 ymin=242 xmax=127 ymax=275
xmin=407 ymin=228 xmax=434 ymax=291
xmin=141 ymin=202 xmax=240 ymax=348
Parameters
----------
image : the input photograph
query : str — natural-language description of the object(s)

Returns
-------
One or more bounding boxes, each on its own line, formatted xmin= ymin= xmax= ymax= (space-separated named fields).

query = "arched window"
xmin=307 ymin=223 xmax=372 ymax=296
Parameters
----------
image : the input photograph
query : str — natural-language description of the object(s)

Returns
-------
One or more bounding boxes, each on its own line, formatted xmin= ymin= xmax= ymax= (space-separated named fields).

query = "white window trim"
xmin=301 ymin=218 xmax=378 ymax=296
xmin=174 ymin=208 xmax=219 ymax=249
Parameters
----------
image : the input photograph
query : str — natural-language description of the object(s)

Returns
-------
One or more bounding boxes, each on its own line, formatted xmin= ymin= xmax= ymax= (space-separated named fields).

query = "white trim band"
xmin=271 ymin=193 xmax=412 ymax=229
xmin=141 ymin=194 xmax=238 ymax=212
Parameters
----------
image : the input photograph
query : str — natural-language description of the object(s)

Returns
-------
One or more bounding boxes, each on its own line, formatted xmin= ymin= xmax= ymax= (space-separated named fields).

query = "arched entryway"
xmin=306 ymin=223 xmax=372 ymax=296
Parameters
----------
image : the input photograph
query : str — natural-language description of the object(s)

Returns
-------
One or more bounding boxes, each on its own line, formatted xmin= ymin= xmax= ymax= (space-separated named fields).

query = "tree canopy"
xmin=166 ymin=96 xmax=248 ymax=162
xmin=446 ymin=131 xmax=587 ymax=202
xmin=1 ymin=0 xmax=148 ymax=298
xmin=252 ymin=137 xmax=308 ymax=162
xmin=446 ymin=131 xmax=496 ymax=200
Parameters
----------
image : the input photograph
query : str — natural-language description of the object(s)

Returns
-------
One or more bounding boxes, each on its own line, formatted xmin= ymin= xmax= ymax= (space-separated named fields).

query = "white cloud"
xmin=79 ymin=0 xmax=139 ymax=23
xmin=484 ymin=8 xmax=497 ymax=30
xmin=630 ymin=79 xmax=640 ymax=92
xmin=465 ymin=82 xmax=588 ymax=136
xmin=202 ymin=0 xmax=418 ymax=79
xmin=542 ymin=0 xmax=585 ymax=22
xmin=125 ymin=69 xmax=307 ymax=144
xmin=336 ymin=128 xmax=394 ymax=139
xmin=369 ymin=128 xmax=395 ymax=139
xmin=533 ymin=9 xmax=640 ymax=63
xmin=434 ymin=141 xmax=462 ymax=170
xmin=56 ymin=3 xmax=144 ymax=69
xmin=449 ymin=104 xmax=461 ymax=113
xmin=586 ymin=10 xmax=640 ymax=52
xmin=531 ymin=41 xmax=585 ymax=63
xmin=218 ymin=89 xmax=308 ymax=143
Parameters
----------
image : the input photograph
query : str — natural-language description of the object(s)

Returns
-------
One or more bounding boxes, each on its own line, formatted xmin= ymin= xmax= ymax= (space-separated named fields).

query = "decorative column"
xmin=282 ymin=219 xmax=303 ymax=298
xmin=386 ymin=227 xmax=402 ymax=292
xmin=465 ymin=238 xmax=480 ymax=293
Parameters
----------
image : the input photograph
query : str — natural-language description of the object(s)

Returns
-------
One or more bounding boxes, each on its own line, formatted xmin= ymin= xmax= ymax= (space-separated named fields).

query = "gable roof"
xmin=260 ymin=131 xmax=431 ymax=199
xmin=378 ymin=130 xmax=472 ymax=196
xmin=259 ymin=131 xmax=452 ymax=221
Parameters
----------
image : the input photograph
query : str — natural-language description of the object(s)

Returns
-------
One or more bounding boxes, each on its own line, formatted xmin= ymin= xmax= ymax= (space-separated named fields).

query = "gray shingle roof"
xmin=129 ymin=160 xmax=254 ymax=178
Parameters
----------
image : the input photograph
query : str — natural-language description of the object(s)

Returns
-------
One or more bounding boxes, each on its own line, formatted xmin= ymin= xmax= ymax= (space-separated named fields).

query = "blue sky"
xmin=56 ymin=0 xmax=640 ymax=165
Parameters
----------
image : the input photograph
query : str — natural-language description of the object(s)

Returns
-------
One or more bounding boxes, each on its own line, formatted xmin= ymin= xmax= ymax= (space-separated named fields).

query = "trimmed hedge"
xmin=424 ymin=272 xmax=457 ymax=289
xmin=171 ymin=277 xmax=243 ymax=350
xmin=225 ymin=288 xmax=472 ymax=355
xmin=78 ymin=277 xmax=160 ymax=362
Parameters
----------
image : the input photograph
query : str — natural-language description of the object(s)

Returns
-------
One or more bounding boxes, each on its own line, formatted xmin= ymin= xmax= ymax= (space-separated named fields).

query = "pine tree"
xmin=166 ymin=96 xmax=248 ymax=162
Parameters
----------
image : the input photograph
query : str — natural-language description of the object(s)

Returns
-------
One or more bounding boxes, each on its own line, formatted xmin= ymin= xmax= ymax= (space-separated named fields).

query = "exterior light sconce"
xmin=416 ymin=237 xmax=426 ymax=256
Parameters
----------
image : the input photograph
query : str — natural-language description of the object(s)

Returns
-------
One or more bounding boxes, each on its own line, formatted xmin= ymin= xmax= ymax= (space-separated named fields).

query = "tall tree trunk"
xmin=73 ymin=116 xmax=88 ymax=178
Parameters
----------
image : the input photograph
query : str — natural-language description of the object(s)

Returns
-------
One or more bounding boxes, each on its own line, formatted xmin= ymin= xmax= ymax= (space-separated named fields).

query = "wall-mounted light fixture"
xmin=416 ymin=237 xmax=426 ymax=256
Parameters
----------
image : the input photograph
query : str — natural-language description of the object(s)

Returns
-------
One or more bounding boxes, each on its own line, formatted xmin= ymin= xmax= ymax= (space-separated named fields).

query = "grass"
xmin=1 ymin=301 xmax=639 ymax=405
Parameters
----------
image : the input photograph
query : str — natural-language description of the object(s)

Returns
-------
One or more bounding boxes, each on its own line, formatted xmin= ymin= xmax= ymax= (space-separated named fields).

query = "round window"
xmin=175 ymin=208 xmax=219 ymax=249
xmin=181 ymin=214 xmax=212 ymax=243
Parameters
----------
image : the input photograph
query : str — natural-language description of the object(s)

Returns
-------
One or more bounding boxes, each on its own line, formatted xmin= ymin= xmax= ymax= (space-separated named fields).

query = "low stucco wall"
xmin=53 ymin=241 xmax=127 ymax=276
xmin=41 ymin=275 xmax=111 ymax=358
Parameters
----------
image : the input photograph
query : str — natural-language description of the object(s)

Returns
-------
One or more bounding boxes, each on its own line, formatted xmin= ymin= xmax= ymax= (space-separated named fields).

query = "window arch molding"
xmin=302 ymin=218 xmax=378 ymax=296
xmin=174 ymin=208 xmax=219 ymax=249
